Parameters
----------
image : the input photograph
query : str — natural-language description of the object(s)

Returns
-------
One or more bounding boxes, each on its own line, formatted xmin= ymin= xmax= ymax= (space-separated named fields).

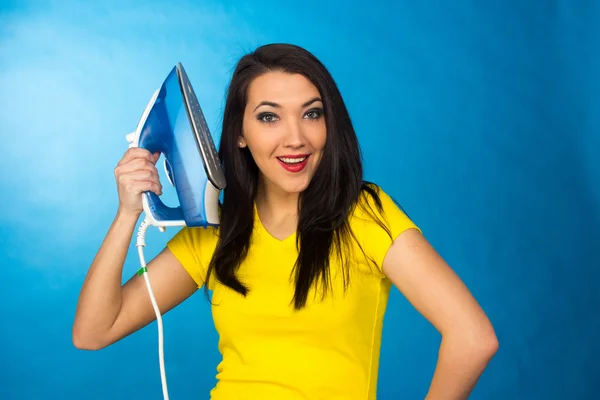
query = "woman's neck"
xmin=255 ymin=177 xmax=300 ymax=230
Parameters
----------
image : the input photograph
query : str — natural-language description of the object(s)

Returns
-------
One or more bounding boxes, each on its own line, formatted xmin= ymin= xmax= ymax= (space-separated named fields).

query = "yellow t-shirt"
xmin=167 ymin=186 xmax=420 ymax=399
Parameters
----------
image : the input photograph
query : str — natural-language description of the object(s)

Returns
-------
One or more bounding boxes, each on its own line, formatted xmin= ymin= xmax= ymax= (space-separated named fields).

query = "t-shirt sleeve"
xmin=166 ymin=226 xmax=218 ymax=288
xmin=361 ymin=187 xmax=421 ymax=271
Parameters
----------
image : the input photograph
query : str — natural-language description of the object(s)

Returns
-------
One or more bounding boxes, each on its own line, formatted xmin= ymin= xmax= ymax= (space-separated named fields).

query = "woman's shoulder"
xmin=354 ymin=182 xmax=402 ymax=217
xmin=352 ymin=182 xmax=421 ymax=235
xmin=168 ymin=225 xmax=220 ymax=249
xmin=348 ymin=182 xmax=421 ymax=269
xmin=166 ymin=225 xmax=220 ymax=264
xmin=165 ymin=225 xmax=220 ymax=288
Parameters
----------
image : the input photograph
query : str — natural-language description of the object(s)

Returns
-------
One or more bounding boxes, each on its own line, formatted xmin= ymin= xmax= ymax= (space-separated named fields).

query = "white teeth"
xmin=278 ymin=156 xmax=307 ymax=164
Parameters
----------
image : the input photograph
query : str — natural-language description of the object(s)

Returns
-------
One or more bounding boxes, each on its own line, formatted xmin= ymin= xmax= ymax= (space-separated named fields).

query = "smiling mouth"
xmin=276 ymin=154 xmax=310 ymax=173
xmin=276 ymin=156 xmax=308 ymax=164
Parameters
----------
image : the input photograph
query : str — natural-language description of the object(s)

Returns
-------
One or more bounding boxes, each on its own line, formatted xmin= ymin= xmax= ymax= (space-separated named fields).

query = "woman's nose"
xmin=283 ymin=120 xmax=305 ymax=148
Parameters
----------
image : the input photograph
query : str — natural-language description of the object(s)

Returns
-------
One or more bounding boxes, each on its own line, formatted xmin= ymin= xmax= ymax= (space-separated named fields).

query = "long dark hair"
xmin=205 ymin=43 xmax=391 ymax=309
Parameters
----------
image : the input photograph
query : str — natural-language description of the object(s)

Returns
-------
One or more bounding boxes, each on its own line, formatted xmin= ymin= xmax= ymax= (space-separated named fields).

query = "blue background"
xmin=1 ymin=1 xmax=598 ymax=399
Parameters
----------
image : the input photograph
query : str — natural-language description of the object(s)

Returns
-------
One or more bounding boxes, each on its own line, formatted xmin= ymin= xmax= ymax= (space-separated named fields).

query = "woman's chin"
xmin=280 ymin=181 xmax=310 ymax=195
xmin=259 ymin=165 xmax=317 ymax=197
xmin=273 ymin=174 xmax=314 ymax=195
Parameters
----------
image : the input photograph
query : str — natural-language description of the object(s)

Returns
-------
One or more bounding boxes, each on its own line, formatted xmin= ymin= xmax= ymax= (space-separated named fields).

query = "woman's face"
xmin=240 ymin=71 xmax=327 ymax=197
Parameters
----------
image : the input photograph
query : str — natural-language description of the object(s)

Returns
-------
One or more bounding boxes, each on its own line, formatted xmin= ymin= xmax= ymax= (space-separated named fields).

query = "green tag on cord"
xmin=137 ymin=267 xmax=148 ymax=276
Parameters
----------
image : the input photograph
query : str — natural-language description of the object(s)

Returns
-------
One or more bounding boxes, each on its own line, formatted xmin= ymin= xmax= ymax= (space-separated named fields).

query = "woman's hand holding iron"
xmin=73 ymin=147 xmax=195 ymax=351
xmin=114 ymin=148 xmax=162 ymax=215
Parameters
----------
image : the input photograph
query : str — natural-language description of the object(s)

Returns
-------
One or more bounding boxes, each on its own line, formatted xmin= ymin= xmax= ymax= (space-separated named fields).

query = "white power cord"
xmin=135 ymin=216 xmax=170 ymax=400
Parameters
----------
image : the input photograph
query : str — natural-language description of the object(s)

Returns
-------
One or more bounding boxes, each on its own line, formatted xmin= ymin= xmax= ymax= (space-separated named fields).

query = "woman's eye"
xmin=305 ymin=108 xmax=323 ymax=120
xmin=257 ymin=113 xmax=278 ymax=124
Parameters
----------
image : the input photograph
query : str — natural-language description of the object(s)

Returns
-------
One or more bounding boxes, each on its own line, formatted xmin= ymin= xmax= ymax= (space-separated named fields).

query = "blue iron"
xmin=126 ymin=62 xmax=226 ymax=231
xmin=125 ymin=63 xmax=226 ymax=400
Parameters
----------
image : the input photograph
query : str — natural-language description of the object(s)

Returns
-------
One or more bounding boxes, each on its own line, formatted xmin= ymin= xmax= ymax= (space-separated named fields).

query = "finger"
xmin=124 ymin=180 xmax=163 ymax=196
xmin=119 ymin=157 xmax=157 ymax=174
xmin=118 ymin=169 xmax=161 ymax=186
xmin=138 ymin=180 xmax=163 ymax=196
xmin=115 ymin=158 xmax=159 ymax=176
xmin=117 ymin=148 xmax=155 ymax=166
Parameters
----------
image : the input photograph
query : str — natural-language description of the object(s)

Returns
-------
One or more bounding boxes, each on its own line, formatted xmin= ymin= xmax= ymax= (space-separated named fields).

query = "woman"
xmin=73 ymin=43 xmax=498 ymax=399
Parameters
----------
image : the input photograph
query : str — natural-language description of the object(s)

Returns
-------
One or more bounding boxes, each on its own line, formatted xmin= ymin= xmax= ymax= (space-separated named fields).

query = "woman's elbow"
xmin=72 ymin=326 xmax=107 ymax=351
xmin=466 ymin=324 xmax=499 ymax=361
xmin=480 ymin=330 xmax=499 ymax=359
xmin=445 ymin=321 xmax=499 ymax=361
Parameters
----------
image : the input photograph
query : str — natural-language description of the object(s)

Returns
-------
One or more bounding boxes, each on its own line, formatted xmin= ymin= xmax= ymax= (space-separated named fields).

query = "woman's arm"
xmin=72 ymin=148 xmax=198 ymax=350
xmin=72 ymin=210 xmax=198 ymax=350
xmin=382 ymin=228 xmax=498 ymax=399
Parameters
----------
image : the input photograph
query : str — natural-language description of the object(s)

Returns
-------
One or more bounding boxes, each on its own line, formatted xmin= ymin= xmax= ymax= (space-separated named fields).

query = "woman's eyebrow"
xmin=253 ymin=97 xmax=322 ymax=112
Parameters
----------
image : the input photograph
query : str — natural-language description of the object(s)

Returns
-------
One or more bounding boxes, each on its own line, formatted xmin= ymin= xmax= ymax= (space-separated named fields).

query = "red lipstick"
xmin=277 ymin=154 xmax=310 ymax=173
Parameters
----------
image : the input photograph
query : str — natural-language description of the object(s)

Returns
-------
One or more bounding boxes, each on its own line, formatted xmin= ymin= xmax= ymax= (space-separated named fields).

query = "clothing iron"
xmin=126 ymin=62 xmax=226 ymax=231
xmin=124 ymin=63 xmax=226 ymax=400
